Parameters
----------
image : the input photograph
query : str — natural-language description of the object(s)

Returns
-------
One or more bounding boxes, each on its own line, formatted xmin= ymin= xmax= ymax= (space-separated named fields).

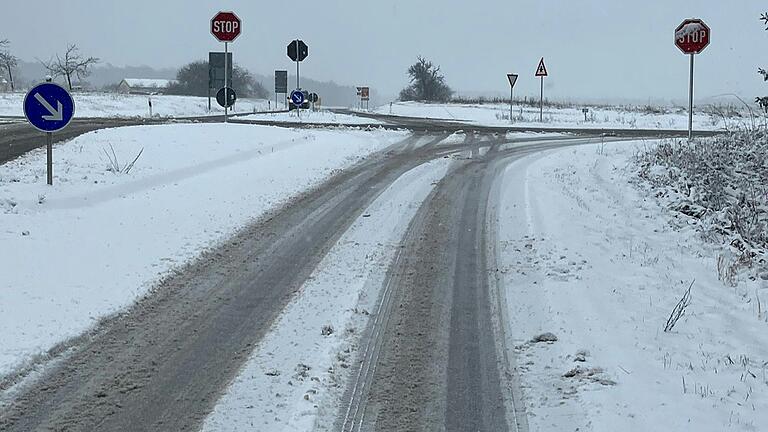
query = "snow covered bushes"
xmin=636 ymin=128 xmax=768 ymax=268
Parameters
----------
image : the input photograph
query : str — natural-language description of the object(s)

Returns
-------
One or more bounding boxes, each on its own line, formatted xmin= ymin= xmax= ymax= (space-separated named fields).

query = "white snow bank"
xmin=0 ymin=123 xmax=408 ymax=377
xmin=0 ymin=92 xmax=271 ymax=118
xmin=499 ymin=142 xmax=768 ymax=431
xmin=239 ymin=109 xmax=383 ymax=125
xmin=376 ymin=101 xmax=731 ymax=131
xmin=202 ymin=157 xmax=451 ymax=432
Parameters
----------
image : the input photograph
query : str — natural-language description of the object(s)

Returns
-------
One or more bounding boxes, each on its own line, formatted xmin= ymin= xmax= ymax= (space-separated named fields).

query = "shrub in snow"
xmin=101 ymin=143 xmax=144 ymax=174
xmin=636 ymin=128 xmax=768 ymax=273
xmin=531 ymin=332 xmax=558 ymax=343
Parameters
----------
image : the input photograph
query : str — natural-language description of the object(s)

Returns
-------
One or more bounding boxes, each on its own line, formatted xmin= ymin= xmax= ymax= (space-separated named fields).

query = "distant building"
xmin=117 ymin=78 xmax=176 ymax=95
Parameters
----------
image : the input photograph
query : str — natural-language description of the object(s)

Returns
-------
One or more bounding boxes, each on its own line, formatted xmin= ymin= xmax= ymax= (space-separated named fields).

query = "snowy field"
xmin=0 ymin=92 xmax=272 ymax=118
xmin=239 ymin=109 xmax=384 ymax=125
xmin=0 ymin=123 xmax=407 ymax=377
xmin=375 ymin=101 xmax=737 ymax=131
xmin=499 ymin=142 xmax=768 ymax=431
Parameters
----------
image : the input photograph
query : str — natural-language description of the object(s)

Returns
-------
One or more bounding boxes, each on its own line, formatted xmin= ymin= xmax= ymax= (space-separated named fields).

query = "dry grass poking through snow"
xmin=636 ymin=127 xmax=768 ymax=279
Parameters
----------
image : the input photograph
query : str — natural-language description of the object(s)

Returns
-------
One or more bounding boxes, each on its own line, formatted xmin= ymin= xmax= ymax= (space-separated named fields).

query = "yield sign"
xmin=535 ymin=58 xmax=548 ymax=77
xmin=507 ymin=73 xmax=519 ymax=88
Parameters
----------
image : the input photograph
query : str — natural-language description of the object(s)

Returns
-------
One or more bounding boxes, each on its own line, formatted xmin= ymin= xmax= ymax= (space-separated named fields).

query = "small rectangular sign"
xmin=208 ymin=52 xmax=233 ymax=90
xmin=275 ymin=70 xmax=288 ymax=93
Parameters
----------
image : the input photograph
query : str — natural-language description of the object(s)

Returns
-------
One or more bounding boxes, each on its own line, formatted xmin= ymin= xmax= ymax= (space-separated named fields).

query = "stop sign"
xmin=211 ymin=11 xmax=241 ymax=42
xmin=675 ymin=19 xmax=710 ymax=54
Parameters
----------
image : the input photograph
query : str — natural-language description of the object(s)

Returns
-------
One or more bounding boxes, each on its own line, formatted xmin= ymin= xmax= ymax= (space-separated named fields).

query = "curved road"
xmin=0 ymin=112 xmax=662 ymax=431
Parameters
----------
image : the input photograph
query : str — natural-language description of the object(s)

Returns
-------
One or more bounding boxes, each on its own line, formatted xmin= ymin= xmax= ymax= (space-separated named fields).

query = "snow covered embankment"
xmin=498 ymin=141 xmax=768 ymax=431
xmin=0 ymin=123 xmax=407 ymax=378
xmin=636 ymin=130 xmax=768 ymax=281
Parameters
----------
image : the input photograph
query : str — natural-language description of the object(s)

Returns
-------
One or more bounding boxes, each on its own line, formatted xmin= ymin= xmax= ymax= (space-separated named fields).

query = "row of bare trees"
xmin=0 ymin=39 xmax=98 ymax=91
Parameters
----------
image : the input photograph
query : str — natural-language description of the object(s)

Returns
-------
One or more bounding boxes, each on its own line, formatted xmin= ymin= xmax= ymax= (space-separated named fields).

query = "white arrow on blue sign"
xmin=290 ymin=89 xmax=305 ymax=106
xmin=24 ymin=83 xmax=75 ymax=133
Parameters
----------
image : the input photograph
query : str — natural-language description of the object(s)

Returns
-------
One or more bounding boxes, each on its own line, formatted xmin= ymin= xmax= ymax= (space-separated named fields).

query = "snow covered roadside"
xmin=0 ymin=123 xmax=408 ymax=378
xmin=498 ymin=142 xmax=768 ymax=431
xmin=239 ymin=109 xmax=383 ymax=125
xmin=0 ymin=92 xmax=271 ymax=118
xmin=377 ymin=101 xmax=729 ymax=131
xmin=202 ymin=157 xmax=451 ymax=432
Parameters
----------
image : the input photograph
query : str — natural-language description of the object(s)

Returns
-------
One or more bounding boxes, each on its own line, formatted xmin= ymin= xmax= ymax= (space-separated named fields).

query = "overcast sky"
xmin=3 ymin=0 xmax=767 ymax=102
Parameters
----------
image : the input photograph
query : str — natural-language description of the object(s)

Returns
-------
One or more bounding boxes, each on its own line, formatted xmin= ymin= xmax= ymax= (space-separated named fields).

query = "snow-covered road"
xmin=2 ymin=121 xmax=763 ymax=432
xmin=0 ymin=123 xmax=406 ymax=377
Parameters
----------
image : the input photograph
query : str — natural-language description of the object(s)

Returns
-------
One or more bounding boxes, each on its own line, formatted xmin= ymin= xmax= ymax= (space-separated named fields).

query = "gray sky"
xmin=3 ymin=0 xmax=767 ymax=102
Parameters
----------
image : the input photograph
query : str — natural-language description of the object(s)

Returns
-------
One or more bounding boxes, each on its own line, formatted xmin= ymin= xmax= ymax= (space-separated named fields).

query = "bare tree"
xmin=41 ymin=44 xmax=99 ymax=90
xmin=0 ymin=39 xmax=17 ymax=91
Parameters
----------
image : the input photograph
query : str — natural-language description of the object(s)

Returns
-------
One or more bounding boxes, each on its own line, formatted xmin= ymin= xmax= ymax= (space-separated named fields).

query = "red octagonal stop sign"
xmin=675 ymin=18 xmax=710 ymax=54
xmin=211 ymin=11 xmax=241 ymax=42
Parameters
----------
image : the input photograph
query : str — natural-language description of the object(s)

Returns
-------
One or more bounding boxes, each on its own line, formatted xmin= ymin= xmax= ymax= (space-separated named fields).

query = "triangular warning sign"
xmin=535 ymin=58 xmax=548 ymax=77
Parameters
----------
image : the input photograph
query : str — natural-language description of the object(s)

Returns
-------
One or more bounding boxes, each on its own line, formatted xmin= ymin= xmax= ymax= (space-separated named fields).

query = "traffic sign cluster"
xmin=210 ymin=11 xmax=241 ymax=121
xmin=22 ymin=12 xmax=713 ymax=187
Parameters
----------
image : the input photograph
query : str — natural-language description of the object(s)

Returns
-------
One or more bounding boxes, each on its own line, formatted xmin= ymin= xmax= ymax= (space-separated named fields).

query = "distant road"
xmin=0 ymin=107 xmax=722 ymax=165
xmin=330 ymin=108 xmax=725 ymax=138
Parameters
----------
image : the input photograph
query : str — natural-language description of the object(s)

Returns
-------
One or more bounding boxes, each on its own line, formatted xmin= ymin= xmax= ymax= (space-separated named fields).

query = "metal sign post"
xmin=23 ymin=82 xmax=75 ymax=186
xmin=46 ymin=133 xmax=52 ymax=185
xmin=506 ymin=73 xmax=518 ymax=123
xmin=688 ymin=53 xmax=694 ymax=138
xmin=675 ymin=18 xmax=710 ymax=139
xmin=535 ymin=58 xmax=548 ymax=122
xmin=224 ymin=42 xmax=228 ymax=122
xmin=287 ymin=40 xmax=309 ymax=113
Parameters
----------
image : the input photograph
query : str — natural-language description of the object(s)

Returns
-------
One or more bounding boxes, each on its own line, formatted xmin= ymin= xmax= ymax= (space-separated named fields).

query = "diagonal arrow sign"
xmin=34 ymin=93 xmax=64 ymax=121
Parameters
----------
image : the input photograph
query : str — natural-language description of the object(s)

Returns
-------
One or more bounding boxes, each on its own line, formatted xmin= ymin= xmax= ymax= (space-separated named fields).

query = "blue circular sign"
xmin=290 ymin=89 xmax=305 ymax=106
xmin=23 ymin=83 xmax=75 ymax=133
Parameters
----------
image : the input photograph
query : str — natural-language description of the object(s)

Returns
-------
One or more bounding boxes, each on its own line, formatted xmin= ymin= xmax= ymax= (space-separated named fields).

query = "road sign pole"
xmin=688 ymin=53 xmax=694 ymax=140
xmin=224 ymin=42 xmax=229 ymax=123
xmin=46 ymin=132 xmax=53 ymax=185
xmin=296 ymin=41 xmax=301 ymax=90
xmin=539 ymin=76 xmax=544 ymax=122
xmin=24 ymin=83 xmax=74 ymax=185
xmin=510 ymin=87 xmax=513 ymax=123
